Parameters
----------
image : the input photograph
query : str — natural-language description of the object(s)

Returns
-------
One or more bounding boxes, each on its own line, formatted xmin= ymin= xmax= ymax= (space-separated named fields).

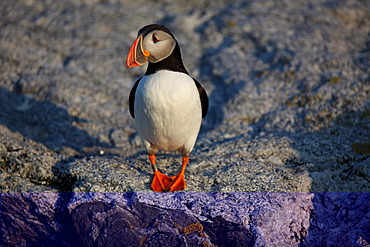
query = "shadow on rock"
xmin=0 ymin=86 xmax=110 ymax=153
xmin=300 ymin=193 xmax=370 ymax=246
xmin=0 ymin=193 xmax=83 ymax=247
xmin=0 ymin=86 xmax=113 ymax=192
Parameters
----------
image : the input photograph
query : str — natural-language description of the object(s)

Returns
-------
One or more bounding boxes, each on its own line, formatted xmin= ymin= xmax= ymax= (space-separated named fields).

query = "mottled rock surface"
xmin=0 ymin=0 xmax=369 ymax=193
xmin=1 ymin=193 xmax=369 ymax=246
xmin=1 ymin=1 xmax=369 ymax=245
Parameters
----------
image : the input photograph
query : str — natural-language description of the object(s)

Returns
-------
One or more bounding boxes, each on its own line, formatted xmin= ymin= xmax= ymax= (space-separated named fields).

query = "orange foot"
xmin=167 ymin=156 xmax=188 ymax=192
xmin=151 ymin=171 xmax=186 ymax=192
xmin=168 ymin=174 xmax=186 ymax=192
xmin=151 ymin=171 xmax=174 ymax=192
xmin=149 ymin=155 xmax=188 ymax=192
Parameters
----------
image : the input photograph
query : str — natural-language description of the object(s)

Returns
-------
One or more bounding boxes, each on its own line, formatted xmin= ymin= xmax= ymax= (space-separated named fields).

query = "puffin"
xmin=126 ymin=24 xmax=208 ymax=192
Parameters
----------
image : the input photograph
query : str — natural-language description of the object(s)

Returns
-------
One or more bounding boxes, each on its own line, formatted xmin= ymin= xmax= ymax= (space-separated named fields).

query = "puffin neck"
xmin=145 ymin=44 xmax=188 ymax=75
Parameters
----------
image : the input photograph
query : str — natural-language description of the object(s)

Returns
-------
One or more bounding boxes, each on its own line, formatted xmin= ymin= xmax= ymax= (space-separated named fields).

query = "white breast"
xmin=134 ymin=70 xmax=202 ymax=155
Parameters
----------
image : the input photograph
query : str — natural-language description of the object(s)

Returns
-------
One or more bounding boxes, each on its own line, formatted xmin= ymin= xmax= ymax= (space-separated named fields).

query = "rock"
xmin=302 ymin=193 xmax=370 ymax=246
xmin=0 ymin=0 xmax=369 ymax=192
xmin=1 ymin=192 xmax=369 ymax=246
xmin=1 ymin=1 xmax=369 ymax=245
xmin=0 ymin=125 xmax=59 ymax=192
xmin=0 ymin=193 xmax=82 ymax=247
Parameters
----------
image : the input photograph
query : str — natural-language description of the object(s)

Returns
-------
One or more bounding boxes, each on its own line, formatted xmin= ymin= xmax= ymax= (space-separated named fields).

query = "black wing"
xmin=129 ymin=77 xmax=141 ymax=118
xmin=193 ymin=78 xmax=209 ymax=118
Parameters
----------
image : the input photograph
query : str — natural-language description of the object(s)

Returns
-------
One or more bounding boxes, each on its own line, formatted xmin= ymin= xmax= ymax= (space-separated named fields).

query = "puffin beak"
xmin=126 ymin=35 xmax=151 ymax=68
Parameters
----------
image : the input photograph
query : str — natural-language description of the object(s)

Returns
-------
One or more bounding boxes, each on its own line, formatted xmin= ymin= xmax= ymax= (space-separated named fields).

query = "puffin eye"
xmin=152 ymin=34 xmax=160 ymax=43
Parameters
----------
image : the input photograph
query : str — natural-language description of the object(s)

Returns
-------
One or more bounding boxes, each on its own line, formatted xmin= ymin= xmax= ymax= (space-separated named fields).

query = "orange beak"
xmin=126 ymin=36 xmax=150 ymax=68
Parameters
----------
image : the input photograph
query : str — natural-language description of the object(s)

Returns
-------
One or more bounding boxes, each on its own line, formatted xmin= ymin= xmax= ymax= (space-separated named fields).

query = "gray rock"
xmin=0 ymin=193 xmax=82 ymax=247
xmin=1 ymin=1 xmax=369 ymax=245
xmin=0 ymin=125 xmax=59 ymax=192
xmin=0 ymin=0 xmax=369 ymax=192
xmin=302 ymin=193 xmax=370 ymax=247
xmin=1 ymin=192 xmax=369 ymax=246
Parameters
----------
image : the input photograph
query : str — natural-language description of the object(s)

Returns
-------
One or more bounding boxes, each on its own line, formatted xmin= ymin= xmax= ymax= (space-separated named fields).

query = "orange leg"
xmin=149 ymin=154 xmax=174 ymax=192
xmin=168 ymin=156 xmax=188 ymax=192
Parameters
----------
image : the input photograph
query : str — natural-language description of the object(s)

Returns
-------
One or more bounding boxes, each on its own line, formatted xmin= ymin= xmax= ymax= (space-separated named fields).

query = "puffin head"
xmin=126 ymin=24 xmax=177 ymax=68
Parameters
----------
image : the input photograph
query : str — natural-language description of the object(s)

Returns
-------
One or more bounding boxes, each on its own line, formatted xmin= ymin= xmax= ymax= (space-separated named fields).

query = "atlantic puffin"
xmin=126 ymin=24 xmax=208 ymax=192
